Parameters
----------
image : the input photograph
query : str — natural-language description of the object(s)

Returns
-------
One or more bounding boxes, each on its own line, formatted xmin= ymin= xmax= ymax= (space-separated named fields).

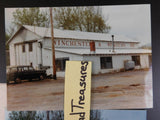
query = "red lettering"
xmin=130 ymin=43 xmax=134 ymax=47
xmin=121 ymin=43 xmax=126 ymax=47
xmin=82 ymin=41 xmax=85 ymax=46
xmin=58 ymin=40 xmax=60 ymax=45
xmin=73 ymin=41 xmax=76 ymax=46
xmin=116 ymin=43 xmax=120 ymax=47
xmin=66 ymin=41 xmax=69 ymax=46
xmin=70 ymin=41 xmax=74 ymax=46
xmin=54 ymin=41 xmax=56 ymax=45
xmin=62 ymin=40 xmax=66 ymax=46
xmin=85 ymin=42 xmax=88 ymax=46
xmin=108 ymin=42 xmax=112 ymax=46
xmin=99 ymin=42 xmax=101 ymax=47
xmin=78 ymin=41 xmax=81 ymax=46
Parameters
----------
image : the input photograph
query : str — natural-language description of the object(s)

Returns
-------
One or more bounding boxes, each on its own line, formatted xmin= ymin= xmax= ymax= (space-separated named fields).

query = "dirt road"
xmin=7 ymin=69 xmax=152 ymax=111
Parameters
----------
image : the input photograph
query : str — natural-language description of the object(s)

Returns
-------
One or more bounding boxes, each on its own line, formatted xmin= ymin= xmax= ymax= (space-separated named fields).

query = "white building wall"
xmin=9 ymin=44 xmax=16 ymax=66
xmin=15 ymin=45 xmax=19 ymax=65
xmin=18 ymin=45 xmax=22 ymax=65
xmin=140 ymin=54 xmax=149 ymax=68
xmin=27 ymin=42 xmax=39 ymax=69
xmin=9 ymin=28 xmax=41 ymax=66
xmin=50 ymin=53 xmax=150 ymax=77
xmin=43 ymin=38 xmax=138 ymax=49
xmin=112 ymin=55 xmax=131 ymax=70
xmin=83 ymin=56 xmax=100 ymax=74
xmin=83 ymin=55 xmax=132 ymax=74
xmin=13 ymin=42 xmax=39 ymax=69
xmin=37 ymin=42 xmax=42 ymax=66
xmin=42 ymin=49 xmax=83 ymax=77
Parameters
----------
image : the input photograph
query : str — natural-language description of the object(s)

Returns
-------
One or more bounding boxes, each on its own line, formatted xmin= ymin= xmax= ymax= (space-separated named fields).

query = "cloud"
xmin=102 ymin=4 xmax=151 ymax=45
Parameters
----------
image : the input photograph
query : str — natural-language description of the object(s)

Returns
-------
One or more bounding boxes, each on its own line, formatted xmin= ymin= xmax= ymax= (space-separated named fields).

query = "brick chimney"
xmin=90 ymin=41 xmax=96 ymax=54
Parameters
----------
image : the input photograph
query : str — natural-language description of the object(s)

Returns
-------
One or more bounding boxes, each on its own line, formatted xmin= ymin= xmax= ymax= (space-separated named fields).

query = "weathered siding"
xmin=42 ymin=48 xmax=83 ymax=77
xmin=83 ymin=56 xmax=100 ymax=74
xmin=112 ymin=55 xmax=131 ymax=70
xmin=82 ymin=54 xmax=149 ymax=75
xmin=9 ymin=44 xmax=16 ymax=66
xmin=140 ymin=54 xmax=149 ymax=68
xmin=14 ymin=42 xmax=39 ymax=69
xmin=9 ymin=28 xmax=41 ymax=66
xmin=83 ymin=55 xmax=131 ymax=74
xmin=43 ymin=38 xmax=138 ymax=49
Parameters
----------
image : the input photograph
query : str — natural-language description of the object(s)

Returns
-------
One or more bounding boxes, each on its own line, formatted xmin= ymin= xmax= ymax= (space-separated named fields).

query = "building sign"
xmin=44 ymin=38 xmax=136 ymax=49
xmin=54 ymin=40 xmax=90 ymax=47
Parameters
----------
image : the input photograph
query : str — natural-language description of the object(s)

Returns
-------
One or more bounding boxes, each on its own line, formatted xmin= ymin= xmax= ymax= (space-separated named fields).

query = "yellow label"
xmin=64 ymin=61 xmax=92 ymax=120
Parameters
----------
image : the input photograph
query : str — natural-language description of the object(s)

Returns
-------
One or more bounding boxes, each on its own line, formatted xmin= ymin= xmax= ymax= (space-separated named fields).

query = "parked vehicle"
xmin=7 ymin=66 xmax=47 ymax=84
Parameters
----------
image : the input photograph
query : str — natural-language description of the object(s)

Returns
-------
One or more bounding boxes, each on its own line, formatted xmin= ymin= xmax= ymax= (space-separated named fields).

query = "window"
xmin=56 ymin=58 xmax=69 ymax=71
xmin=100 ymin=57 xmax=113 ymax=69
xmin=22 ymin=44 xmax=25 ymax=52
xmin=132 ymin=56 xmax=140 ymax=66
xmin=29 ymin=43 xmax=33 ymax=52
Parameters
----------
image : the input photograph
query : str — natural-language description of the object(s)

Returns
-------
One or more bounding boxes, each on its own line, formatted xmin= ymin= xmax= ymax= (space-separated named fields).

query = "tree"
xmin=5 ymin=33 xmax=10 ymax=50
xmin=8 ymin=110 xmax=103 ymax=120
xmin=8 ymin=111 xmax=64 ymax=120
xmin=12 ymin=8 xmax=50 ymax=28
xmin=49 ymin=110 xmax=64 ymax=120
xmin=8 ymin=111 xmax=38 ymax=120
xmin=53 ymin=6 xmax=111 ymax=33
xmin=90 ymin=110 xmax=102 ymax=120
xmin=5 ymin=24 xmax=16 ymax=46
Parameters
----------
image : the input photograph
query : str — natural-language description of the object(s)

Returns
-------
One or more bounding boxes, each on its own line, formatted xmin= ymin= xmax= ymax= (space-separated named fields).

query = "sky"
xmin=101 ymin=110 xmax=146 ymax=120
xmin=5 ymin=4 xmax=151 ymax=46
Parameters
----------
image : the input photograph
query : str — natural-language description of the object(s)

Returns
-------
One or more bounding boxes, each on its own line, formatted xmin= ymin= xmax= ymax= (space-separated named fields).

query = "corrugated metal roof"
xmin=23 ymin=25 xmax=139 ymax=43
xmin=45 ymin=48 xmax=151 ymax=55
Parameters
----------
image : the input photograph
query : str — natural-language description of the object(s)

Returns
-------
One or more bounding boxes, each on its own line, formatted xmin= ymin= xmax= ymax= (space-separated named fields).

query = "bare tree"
xmin=53 ymin=6 xmax=111 ymax=33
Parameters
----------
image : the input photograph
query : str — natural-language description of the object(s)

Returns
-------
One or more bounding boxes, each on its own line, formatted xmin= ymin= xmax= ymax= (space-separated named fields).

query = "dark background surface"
xmin=0 ymin=0 xmax=160 ymax=119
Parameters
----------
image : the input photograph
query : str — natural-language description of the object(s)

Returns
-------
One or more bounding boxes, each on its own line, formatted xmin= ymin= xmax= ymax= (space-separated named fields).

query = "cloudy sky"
xmin=5 ymin=4 xmax=151 ymax=46
xmin=101 ymin=110 xmax=146 ymax=120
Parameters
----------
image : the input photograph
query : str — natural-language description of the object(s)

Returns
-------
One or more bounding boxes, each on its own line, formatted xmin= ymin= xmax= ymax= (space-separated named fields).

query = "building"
xmin=7 ymin=25 xmax=152 ymax=77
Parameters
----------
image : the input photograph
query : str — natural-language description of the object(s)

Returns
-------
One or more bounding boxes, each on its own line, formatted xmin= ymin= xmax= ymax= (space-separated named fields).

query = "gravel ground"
xmin=7 ymin=69 xmax=153 ymax=111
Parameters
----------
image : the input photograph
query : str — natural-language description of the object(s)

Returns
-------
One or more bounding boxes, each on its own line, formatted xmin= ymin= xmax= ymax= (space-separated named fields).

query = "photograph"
xmin=0 ymin=83 xmax=7 ymax=120
xmin=5 ymin=110 xmax=147 ymax=120
xmin=5 ymin=4 xmax=153 ymax=111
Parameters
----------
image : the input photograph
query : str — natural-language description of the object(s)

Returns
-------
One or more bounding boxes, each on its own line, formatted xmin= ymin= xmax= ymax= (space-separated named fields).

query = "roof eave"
xmin=82 ymin=52 xmax=151 ymax=56
xmin=6 ymin=25 xmax=43 ymax=45
xmin=6 ymin=26 xmax=24 ymax=45
xmin=43 ymin=36 xmax=139 ymax=43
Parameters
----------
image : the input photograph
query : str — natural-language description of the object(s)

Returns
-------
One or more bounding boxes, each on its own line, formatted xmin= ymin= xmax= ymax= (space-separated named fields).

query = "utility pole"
xmin=50 ymin=7 xmax=57 ymax=80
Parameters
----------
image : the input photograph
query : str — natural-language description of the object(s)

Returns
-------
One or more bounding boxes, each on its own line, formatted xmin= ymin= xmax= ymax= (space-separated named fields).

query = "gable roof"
xmin=7 ymin=25 xmax=139 ymax=44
